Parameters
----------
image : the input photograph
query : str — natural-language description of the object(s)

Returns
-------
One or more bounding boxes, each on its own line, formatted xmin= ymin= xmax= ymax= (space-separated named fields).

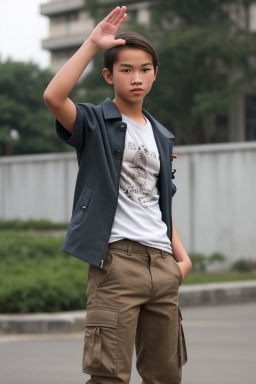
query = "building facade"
xmin=40 ymin=0 xmax=256 ymax=142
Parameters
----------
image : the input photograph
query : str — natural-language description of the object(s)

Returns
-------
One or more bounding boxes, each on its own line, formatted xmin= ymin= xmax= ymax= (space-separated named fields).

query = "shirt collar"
xmin=101 ymin=98 xmax=175 ymax=140
xmin=101 ymin=98 xmax=122 ymax=119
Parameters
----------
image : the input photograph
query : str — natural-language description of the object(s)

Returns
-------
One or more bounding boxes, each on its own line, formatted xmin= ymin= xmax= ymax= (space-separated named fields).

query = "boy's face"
xmin=103 ymin=47 xmax=158 ymax=106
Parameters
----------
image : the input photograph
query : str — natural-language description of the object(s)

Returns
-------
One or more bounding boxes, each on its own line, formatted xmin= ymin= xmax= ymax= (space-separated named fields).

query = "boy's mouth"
xmin=131 ymin=88 xmax=143 ymax=94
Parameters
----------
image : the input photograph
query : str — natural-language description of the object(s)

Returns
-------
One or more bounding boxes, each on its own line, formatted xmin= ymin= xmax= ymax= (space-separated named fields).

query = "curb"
xmin=0 ymin=281 xmax=256 ymax=334
xmin=0 ymin=310 xmax=86 ymax=335
xmin=178 ymin=280 xmax=256 ymax=307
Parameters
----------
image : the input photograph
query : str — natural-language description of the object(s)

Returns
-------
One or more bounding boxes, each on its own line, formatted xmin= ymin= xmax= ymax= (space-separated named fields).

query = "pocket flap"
xmin=85 ymin=308 xmax=118 ymax=329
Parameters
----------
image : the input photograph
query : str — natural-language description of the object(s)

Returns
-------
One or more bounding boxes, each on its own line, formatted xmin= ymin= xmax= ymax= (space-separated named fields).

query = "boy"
xmin=44 ymin=6 xmax=192 ymax=384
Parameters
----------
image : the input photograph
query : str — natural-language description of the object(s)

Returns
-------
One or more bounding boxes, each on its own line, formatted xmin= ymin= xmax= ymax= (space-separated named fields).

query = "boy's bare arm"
xmin=43 ymin=6 xmax=127 ymax=133
xmin=172 ymin=219 xmax=192 ymax=282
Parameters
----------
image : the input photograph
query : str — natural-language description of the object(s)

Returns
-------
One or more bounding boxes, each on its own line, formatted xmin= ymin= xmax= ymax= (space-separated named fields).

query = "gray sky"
xmin=0 ymin=0 xmax=49 ymax=68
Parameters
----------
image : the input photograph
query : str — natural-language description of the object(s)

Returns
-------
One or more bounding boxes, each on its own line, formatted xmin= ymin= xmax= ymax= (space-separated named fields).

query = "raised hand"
xmin=89 ymin=6 xmax=127 ymax=51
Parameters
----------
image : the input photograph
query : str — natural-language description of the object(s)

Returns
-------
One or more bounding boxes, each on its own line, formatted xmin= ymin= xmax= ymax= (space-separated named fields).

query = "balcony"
xmin=40 ymin=0 xmax=84 ymax=16
xmin=40 ymin=0 xmax=148 ymax=17
xmin=42 ymin=33 xmax=88 ymax=51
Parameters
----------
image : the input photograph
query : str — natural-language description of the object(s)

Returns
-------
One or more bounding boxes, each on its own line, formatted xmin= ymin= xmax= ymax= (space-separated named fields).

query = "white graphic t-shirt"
xmin=109 ymin=114 xmax=172 ymax=253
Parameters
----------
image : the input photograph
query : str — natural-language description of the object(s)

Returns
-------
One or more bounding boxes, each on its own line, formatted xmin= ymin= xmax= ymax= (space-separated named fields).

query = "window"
xmin=245 ymin=94 xmax=256 ymax=140
xmin=52 ymin=12 xmax=79 ymax=25
xmin=214 ymin=115 xmax=229 ymax=142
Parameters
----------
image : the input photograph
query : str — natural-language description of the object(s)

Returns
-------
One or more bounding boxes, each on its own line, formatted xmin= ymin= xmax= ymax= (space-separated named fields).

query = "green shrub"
xmin=0 ymin=231 xmax=88 ymax=313
xmin=231 ymin=259 xmax=254 ymax=272
xmin=0 ymin=219 xmax=68 ymax=231
xmin=0 ymin=232 xmax=65 ymax=260
xmin=189 ymin=252 xmax=226 ymax=272
xmin=189 ymin=253 xmax=207 ymax=271
xmin=209 ymin=252 xmax=226 ymax=264
xmin=0 ymin=257 xmax=88 ymax=313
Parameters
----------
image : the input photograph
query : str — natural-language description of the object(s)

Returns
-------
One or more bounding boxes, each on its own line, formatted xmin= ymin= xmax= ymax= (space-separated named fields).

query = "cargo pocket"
xmin=178 ymin=307 xmax=188 ymax=366
xmin=83 ymin=308 xmax=119 ymax=375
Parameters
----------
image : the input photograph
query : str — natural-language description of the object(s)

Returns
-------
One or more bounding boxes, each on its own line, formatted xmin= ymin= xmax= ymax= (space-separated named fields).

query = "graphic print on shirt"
xmin=120 ymin=134 xmax=160 ymax=208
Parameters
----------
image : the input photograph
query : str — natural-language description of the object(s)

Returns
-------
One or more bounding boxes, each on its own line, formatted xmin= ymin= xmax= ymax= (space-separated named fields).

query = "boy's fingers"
xmin=105 ymin=7 xmax=120 ymax=23
xmin=116 ymin=13 xmax=127 ymax=28
xmin=107 ymin=6 xmax=126 ymax=24
xmin=112 ymin=6 xmax=127 ymax=25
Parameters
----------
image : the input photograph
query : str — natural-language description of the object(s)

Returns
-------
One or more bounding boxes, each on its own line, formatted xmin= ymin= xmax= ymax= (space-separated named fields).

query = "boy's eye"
xmin=122 ymin=69 xmax=130 ymax=73
xmin=143 ymin=68 xmax=151 ymax=72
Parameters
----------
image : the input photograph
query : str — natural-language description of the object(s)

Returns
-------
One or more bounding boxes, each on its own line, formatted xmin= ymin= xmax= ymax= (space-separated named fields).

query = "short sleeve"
xmin=56 ymin=104 xmax=86 ymax=151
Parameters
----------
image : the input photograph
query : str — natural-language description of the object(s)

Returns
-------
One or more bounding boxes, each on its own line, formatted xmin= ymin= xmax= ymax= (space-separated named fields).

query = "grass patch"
xmin=183 ymin=271 xmax=256 ymax=284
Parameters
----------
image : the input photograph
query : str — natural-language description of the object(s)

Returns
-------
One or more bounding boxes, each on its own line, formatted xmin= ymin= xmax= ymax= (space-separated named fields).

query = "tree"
xmin=82 ymin=0 xmax=256 ymax=144
xmin=0 ymin=60 xmax=74 ymax=156
xmin=145 ymin=0 xmax=256 ymax=143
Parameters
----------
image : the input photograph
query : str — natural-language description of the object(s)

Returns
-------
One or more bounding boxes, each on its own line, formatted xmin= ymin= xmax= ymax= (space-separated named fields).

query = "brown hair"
xmin=104 ymin=31 xmax=158 ymax=74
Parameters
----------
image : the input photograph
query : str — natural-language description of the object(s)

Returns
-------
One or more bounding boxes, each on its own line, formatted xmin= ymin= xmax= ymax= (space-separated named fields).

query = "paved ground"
xmin=0 ymin=302 xmax=255 ymax=384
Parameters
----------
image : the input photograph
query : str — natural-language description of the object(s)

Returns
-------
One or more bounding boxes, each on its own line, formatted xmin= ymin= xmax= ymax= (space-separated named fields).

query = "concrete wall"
xmin=1 ymin=142 xmax=256 ymax=263
xmin=0 ymin=152 xmax=77 ymax=223
xmin=172 ymin=142 xmax=256 ymax=265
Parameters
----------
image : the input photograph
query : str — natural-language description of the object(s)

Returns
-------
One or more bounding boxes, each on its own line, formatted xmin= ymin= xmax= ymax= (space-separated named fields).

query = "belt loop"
xmin=161 ymin=250 xmax=166 ymax=259
xmin=128 ymin=240 xmax=133 ymax=256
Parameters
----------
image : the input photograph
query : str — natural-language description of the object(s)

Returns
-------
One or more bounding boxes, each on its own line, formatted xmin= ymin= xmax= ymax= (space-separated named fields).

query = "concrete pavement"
xmin=0 ymin=281 xmax=256 ymax=334
xmin=1 ymin=303 xmax=256 ymax=384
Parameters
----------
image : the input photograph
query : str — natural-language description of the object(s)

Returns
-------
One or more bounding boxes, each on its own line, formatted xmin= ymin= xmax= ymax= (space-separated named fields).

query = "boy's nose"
xmin=131 ymin=73 xmax=142 ymax=85
xmin=131 ymin=78 xmax=142 ymax=85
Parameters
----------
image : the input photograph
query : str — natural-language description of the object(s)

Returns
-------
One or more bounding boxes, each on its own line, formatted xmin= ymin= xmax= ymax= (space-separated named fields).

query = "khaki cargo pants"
xmin=83 ymin=239 xmax=187 ymax=384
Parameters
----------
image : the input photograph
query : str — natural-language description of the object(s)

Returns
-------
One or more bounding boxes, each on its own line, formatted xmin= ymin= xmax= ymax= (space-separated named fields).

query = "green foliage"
xmin=142 ymin=24 xmax=256 ymax=143
xmin=84 ymin=0 xmax=101 ymax=21
xmin=0 ymin=232 xmax=64 ymax=261
xmin=189 ymin=253 xmax=208 ymax=271
xmin=0 ymin=219 xmax=68 ymax=231
xmin=0 ymin=59 xmax=75 ymax=156
xmin=150 ymin=0 xmax=234 ymax=27
xmin=231 ymin=258 xmax=255 ymax=272
xmin=0 ymin=232 xmax=88 ymax=313
xmin=189 ymin=252 xmax=226 ymax=271
xmin=0 ymin=256 xmax=88 ymax=313
xmin=209 ymin=252 xmax=226 ymax=263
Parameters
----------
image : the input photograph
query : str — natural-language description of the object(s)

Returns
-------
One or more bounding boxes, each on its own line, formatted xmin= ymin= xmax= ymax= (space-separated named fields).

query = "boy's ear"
xmin=102 ymin=68 xmax=114 ymax=85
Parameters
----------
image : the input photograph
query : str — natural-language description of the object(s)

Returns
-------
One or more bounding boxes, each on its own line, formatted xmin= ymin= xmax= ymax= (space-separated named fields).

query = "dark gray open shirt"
xmin=56 ymin=98 xmax=176 ymax=267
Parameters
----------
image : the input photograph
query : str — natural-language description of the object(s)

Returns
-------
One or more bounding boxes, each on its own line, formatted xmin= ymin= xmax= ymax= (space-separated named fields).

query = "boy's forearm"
xmin=172 ymin=219 xmax=192 ymax=281
xmin=44 ymin=38 xmax=98 ymax=105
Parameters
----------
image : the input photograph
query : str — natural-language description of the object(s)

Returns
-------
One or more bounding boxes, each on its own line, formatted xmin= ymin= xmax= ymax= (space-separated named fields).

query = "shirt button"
xmin=115 ymin=149 xmax=121 ymax=155
xmin=119 ymin=123 xmax=127 ymax=130
xmin=81 ymin=205 xmax=87 ymax=211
